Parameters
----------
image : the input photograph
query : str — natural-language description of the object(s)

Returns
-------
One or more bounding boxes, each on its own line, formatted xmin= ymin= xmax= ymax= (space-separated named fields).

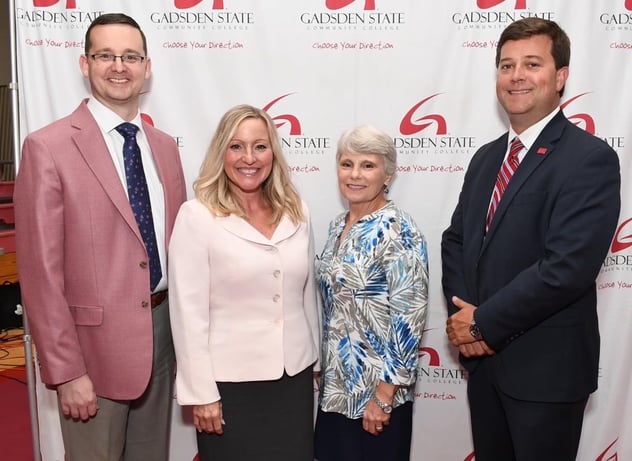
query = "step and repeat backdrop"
xmin=13 ymin=0 xmax=632 ymax=459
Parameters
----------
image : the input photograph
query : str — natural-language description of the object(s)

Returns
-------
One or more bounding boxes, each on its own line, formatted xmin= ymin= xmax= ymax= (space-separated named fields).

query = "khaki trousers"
xmin=58 ymin=298 xmax=174 ymax=461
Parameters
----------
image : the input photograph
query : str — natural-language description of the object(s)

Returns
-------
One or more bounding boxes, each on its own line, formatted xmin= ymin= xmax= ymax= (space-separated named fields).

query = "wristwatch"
xmin=372 ymin=394 xmax=393 ymax=414
xmin=470 ymin=319 xmax=483 ymax=341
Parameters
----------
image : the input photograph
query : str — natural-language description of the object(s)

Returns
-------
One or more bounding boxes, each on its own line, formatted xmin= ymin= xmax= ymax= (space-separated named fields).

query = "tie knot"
xmin=509 ymin=137 xmax=524 ymax=158
xmin=115 ymin=122 xmax=139 ymax=140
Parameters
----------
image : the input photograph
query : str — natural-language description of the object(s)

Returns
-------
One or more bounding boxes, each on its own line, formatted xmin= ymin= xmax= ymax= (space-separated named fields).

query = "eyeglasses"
xmin=88 ymin=53 xmax=146 ymax=64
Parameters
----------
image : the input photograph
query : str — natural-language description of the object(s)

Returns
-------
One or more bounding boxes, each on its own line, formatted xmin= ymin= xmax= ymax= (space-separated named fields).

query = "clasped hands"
xmin=446 ymin=296 xmax=495 ymax=358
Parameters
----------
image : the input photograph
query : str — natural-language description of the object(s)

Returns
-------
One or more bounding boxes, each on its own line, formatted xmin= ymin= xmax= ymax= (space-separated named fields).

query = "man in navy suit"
xmin=442 ymin=18 xmax=620 ymax=461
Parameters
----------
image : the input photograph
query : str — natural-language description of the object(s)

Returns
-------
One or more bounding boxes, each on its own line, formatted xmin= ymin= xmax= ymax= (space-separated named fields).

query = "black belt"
xmin=151 ymin=290 xmax=167 ymax=308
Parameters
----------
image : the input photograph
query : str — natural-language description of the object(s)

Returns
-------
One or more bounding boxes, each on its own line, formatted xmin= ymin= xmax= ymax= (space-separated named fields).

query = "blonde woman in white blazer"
xmin=169 ymin=105 xmax=320 ymax=461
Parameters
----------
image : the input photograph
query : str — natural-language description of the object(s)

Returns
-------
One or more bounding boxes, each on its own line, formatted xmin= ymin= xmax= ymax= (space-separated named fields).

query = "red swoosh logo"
xmin=326 ymin=0 xmax=376 ymax=10
xmin=33 ymin=0 xmax=77 ymax=7
xmin=477 ymin=0 xmax=526 ymax=9
xmin=174 ymin=0 xmax=224 ymax=9
xmin=400 ymin=94 xmax=447 ymax=136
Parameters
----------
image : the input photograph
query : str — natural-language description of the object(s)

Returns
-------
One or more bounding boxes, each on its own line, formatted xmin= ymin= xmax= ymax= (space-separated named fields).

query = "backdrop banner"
xmin=14 ymin=1 xmax=631 ymax=459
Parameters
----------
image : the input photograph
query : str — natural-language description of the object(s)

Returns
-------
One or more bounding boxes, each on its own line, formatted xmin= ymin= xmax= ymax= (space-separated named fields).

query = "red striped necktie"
xmin=486 ymin=137 xmax=523 ymax=232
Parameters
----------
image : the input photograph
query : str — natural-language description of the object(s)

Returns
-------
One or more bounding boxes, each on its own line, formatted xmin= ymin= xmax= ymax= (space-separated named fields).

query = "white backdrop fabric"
xmin=14 ymin=0 xmax=632 ymax=459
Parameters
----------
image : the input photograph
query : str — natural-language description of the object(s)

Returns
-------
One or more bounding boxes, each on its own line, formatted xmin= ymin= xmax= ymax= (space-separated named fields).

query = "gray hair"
xmin=336 ymin=125 xmax=397 ymax=175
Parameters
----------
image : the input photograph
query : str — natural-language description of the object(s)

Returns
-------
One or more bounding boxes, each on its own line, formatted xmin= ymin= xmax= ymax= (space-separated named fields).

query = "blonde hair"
xmin=194 ymin=104 xmax=304 ymax=224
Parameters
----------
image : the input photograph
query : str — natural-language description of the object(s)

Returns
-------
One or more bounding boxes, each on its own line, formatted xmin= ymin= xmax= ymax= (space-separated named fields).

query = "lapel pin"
xmin=537 ymin=147 xmax=548 ymax=155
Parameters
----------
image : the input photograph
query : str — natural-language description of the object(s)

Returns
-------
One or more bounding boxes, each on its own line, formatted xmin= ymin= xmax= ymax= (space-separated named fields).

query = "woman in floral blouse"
xmin=314 ymin=125 xmax=429 ymax=461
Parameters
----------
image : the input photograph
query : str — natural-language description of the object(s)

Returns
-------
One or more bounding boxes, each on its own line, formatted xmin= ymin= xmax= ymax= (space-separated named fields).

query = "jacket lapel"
xmin=481 ymin=111 xmax=566 ymax=250
xmin=219 ymin=213 xmax=299 ymax=245
xmin=70 ymin=101 xmax=142 ymax=242
xmin=471 ymin=137 xmax=508 ymax=252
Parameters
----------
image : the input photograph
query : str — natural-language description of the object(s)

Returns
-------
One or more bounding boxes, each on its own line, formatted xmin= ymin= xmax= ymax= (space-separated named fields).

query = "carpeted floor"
xmin=0 ymin=328 xmax=35 ymax=461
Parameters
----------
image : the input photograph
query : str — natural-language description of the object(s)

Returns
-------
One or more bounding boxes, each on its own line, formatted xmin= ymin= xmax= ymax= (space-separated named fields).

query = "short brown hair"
xmin=85 ymin=13 xmax=147 ymax=55
xmin=496 ymin=18 xmax=570 ymax=95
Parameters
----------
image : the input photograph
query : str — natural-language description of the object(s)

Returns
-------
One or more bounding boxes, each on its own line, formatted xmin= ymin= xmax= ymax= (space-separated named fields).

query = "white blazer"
xmin=168 ymin=199 xmax=320 ymax=405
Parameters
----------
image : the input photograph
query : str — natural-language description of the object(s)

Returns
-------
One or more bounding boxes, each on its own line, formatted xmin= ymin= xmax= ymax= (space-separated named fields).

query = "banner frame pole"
xmin=9 ymin=1 xmax=41 ymax=460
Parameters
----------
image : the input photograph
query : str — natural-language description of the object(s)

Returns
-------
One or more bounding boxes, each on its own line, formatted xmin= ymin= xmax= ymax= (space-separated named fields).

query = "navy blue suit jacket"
xmin=441 ymin=110 xmax=620 ymax=403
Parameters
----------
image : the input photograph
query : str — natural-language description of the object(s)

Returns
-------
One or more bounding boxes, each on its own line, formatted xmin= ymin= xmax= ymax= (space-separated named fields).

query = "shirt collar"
xmin=86 ymin=98 xmax=143 ymax=135
xmin=508 ymin=106 xmax=560 ymax=153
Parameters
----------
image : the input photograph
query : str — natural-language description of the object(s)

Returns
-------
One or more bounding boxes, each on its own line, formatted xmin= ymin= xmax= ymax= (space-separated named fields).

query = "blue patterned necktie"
xmin=116 ymin=122 xmax=162 ymax=291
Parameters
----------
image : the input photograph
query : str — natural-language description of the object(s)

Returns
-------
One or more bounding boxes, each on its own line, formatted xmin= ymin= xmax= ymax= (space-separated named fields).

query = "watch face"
xmin=373 ymin=395 xmax=393 ymax=414
xmin=470 ymin=323 xmax=481 ymax=340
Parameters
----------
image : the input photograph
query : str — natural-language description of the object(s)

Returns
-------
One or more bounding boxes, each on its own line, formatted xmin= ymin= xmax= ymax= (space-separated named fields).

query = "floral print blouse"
xmin=316 ymin=201 xmax=429 ymax=419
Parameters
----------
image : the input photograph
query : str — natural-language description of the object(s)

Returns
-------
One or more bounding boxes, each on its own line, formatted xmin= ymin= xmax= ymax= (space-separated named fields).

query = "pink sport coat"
xmin=14 ymin=100 xmax=187 ymax=400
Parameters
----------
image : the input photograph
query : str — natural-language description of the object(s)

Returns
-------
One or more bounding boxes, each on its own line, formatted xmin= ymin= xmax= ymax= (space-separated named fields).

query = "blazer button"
xmin=139 ymin=261 xmax=148 ymax=269
xmin=273 ymin=294 xmax=280 ymax=302
xmin=273 ymin=270 xmax=281 ymax=278
xmin=142 ymin=300 xmax=149 ymax=308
